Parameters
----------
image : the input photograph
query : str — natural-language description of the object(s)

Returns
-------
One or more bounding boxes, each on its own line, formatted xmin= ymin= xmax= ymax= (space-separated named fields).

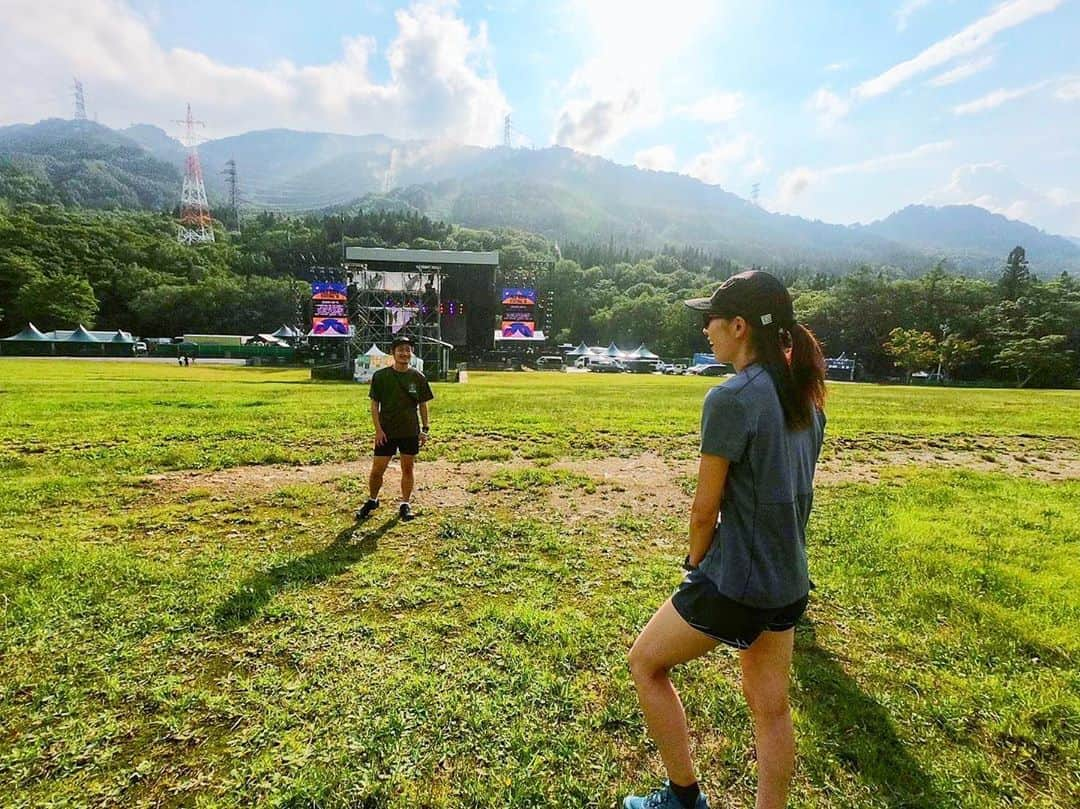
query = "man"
xmin=356 ymin=336 xmax=434 ymax=522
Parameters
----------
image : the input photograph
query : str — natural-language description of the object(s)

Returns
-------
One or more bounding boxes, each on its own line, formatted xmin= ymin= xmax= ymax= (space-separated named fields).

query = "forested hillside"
xmin=0 ymin=120 xmax=179 ymax=209
xmin=0 ymin=195 xmax=1076 ymax=386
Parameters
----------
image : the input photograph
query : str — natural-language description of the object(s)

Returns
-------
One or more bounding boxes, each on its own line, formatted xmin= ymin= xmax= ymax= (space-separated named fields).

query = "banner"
xmin=311 ymin=282 xmax=349 ymax=337
xmin=500 ymin=287 xmax=537 ymax=338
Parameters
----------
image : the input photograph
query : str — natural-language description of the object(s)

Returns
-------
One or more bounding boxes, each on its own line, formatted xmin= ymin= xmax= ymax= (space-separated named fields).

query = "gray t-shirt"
xmin=698 ymin=364 xmax=826 ymax=608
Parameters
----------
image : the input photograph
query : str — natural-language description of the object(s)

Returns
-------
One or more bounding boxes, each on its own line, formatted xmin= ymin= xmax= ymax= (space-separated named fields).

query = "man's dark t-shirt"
xmin=369 ymin=367 xmax=434 ymax=438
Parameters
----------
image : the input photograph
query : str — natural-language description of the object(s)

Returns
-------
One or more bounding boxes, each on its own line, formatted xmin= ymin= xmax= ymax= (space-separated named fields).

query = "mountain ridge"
xmin=3 ymin=118 xmax=1078 ymax=275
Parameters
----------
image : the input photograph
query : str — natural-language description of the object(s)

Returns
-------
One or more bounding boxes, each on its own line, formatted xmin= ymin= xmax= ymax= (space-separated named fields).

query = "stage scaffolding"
xmin=344 ymin=247 xmax=501 ymax=379
xmin=348 ymin=266 xmax=446 ymax=370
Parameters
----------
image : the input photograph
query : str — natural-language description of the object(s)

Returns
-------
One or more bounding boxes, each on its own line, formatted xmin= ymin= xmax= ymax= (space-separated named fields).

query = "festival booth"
xmin=62 ymin=325 xmax=103 ymax=356
xmin=0 ymin=322 xmax=54 ymax=356
xmin=563 ymin=342 xmax=591 ymax=360
xmin=1 ymin=324 xmax=145 ymax=357
xmin=624 ymin=343 xmax=662 ymax=373
xmin=271 ymin=325 xmax=303 ymax=344
xmin=353 ymin=344 xmax=424 ymax=383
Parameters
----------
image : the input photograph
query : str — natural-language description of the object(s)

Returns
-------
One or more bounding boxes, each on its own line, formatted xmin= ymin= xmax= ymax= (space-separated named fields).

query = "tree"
xmin=998 ymin=246 xmax=1031 ymax=301
xmin=938 ymin=334 xmax=978 ymax=379
xmin=883 ymin=327 xmax=938 ymax=382
xmin=13 ymin=273 xmax=98 ymax=330
xmin=994 ymin=335 xmax=1072 ymax=388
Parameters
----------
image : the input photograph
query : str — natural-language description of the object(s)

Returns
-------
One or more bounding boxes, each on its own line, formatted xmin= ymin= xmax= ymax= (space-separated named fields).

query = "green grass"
xmin=0 ymin=359 xmax=1078 ymax=808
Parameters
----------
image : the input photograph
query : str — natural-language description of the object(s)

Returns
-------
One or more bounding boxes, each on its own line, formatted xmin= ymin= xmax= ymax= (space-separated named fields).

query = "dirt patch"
xmin=142 ymin=434 xmax=1079 ymax=516
xmin=818 ymin=434 xmax=1080 ymax=484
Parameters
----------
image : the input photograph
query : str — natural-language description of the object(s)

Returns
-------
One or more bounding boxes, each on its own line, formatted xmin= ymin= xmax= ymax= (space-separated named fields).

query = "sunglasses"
xmin=701 ymin=313 xmax=724 ymax=328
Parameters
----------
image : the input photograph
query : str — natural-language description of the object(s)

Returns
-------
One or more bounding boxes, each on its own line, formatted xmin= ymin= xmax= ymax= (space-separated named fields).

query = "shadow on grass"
xmin=794 ymin=620 xmax=953 ymax=808
xmin=214 ymin=518 xmax=395 ymax=627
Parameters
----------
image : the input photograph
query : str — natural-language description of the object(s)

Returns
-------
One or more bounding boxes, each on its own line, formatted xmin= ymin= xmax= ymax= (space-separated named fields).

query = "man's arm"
xmin=370 ymin=398 xmax=387 ymax=445
xmin=687 ymin=453 xmax=729 ymax=566
xmin=418 ymin=401 xmax=430 ymax=445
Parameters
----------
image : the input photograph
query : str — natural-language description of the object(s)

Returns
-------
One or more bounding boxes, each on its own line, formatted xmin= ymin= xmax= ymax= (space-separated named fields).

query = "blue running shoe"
xmin=622 ymin=782 xmax=709 ymax=809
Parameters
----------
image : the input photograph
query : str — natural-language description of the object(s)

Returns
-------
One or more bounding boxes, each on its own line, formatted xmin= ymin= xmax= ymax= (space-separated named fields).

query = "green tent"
xmin=66 ymin=324 xmax=98 ymax=342
xmin=0 ymin=322 xmax=53 ymax=356
xmin=2 ymin=322 xmax=48 ymax=341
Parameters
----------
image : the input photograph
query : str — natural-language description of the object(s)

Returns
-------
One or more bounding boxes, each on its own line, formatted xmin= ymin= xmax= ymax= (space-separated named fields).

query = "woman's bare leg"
xmin=628 ymin=598 xmax=719 ymax=785
xmin=739 ymin=629 xmax=795 ymax=809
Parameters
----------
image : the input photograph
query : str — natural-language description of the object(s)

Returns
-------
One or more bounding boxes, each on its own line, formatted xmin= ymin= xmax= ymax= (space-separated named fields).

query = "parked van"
xmin=536 ymin=355 xmax=564 ymax=370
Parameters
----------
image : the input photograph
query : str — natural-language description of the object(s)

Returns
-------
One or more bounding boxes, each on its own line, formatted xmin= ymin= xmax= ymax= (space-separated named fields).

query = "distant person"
xmin=356 ymin=336 xmax=434 ymax=522
xmin=622 ymin=271 xmax=827 ymax=809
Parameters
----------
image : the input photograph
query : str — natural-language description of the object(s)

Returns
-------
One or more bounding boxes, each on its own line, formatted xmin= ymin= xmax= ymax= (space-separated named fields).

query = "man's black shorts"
xmin=374 ymin=435 xmax=421 ymax=457
xmin=672 ymin=568 xmax=808 ymax=650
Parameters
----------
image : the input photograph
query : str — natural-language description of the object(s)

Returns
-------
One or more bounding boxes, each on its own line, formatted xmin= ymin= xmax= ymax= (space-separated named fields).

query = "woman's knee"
xmin=628 ymin=641 xmax=664 ymax=682
xmin=743 ymin=680 xmax=790 ymax=721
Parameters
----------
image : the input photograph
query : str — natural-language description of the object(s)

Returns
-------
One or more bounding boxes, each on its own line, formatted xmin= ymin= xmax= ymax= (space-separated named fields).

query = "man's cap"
xmin=684 ymin=270 xmax=795 ymax=328
xmin=390 ymin=335 xmax=414 ymax=348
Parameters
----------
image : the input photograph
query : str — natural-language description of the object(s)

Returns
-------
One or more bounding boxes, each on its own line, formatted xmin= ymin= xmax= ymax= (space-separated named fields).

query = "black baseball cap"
xmin=390 ymin=335 xmax=414 ymax=349
xmin=684 ymin=270 xmax=795 ymax=328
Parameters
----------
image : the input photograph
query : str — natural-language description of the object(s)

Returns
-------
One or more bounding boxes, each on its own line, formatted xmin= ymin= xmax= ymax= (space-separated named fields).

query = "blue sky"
xmin=2 ymin=0 xmax=1078 ymax=234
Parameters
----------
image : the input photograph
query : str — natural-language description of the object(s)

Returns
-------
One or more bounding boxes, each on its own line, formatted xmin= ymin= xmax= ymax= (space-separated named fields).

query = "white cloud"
xmin=552 ymin=0 xmax=720 ymax=151
xmin=855 ymin=0 xmax=1064 ymax=100
xmin=677 ymin=92 xmax=744 ymax=123
xmin=808 ymin=87 xmax=850 ymax=129
xmin=895 ymin=0 xmax=935 ymax=32
xmin=779 ymin=140 xmax=954 ymax=203
xmin=553 ymin=87 xmax=659 ymax=152
xmin=633 ymin=145 xmax=677 ymax=172
xmin=925 ymin=162 xmax=1080 ymax=234
xmin=953 ymin=81 xmax=1048 ymax=115
xmin=824 ymin=61 xmax=851 ymax=73
xmin=683 ymin=133 xmax=766 ymax=187
xmin=926 ymin=54 xmax=995 ymax=87
xmin=952 ymin=74 xmax=1080 ymax=114
xmin=0 ymin=0 xmax=509 ymax=144
xmin=1056 ymin=78 xmax=1080 ymax=101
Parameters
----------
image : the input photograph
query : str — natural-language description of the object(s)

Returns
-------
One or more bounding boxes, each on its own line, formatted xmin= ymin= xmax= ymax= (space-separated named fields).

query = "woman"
xmin=623 ymin=271 xmax=827 ymax=809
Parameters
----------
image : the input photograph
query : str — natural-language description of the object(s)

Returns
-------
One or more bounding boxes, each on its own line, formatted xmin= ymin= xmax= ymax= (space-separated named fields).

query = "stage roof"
xmin=345 ymin=247 xmax=499 ymax=266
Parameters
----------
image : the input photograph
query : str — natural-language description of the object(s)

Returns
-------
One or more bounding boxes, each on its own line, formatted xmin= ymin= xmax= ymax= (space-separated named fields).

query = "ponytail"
xmin=749 ymin=321 xmax=826 ymax=430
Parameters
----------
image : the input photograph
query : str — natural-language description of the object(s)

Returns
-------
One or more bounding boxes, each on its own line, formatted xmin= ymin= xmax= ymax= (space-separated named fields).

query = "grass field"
xmin=1 ymin=359 xmax=1077 ymax=808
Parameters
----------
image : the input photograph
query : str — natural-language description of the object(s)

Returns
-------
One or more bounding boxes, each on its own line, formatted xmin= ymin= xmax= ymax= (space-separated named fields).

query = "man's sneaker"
xmin=622 ymin=783 xmax=709 ymax=809
xmin=355 ymin=499 xmax=378 ymax=520
xmin=398 ymin=502 xmax=415 ymax=521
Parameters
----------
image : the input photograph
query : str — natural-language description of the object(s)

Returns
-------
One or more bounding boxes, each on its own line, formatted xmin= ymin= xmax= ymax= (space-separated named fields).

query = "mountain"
xmin=0 ymin=118 xmax=180 ymax=209
xmin=352 ymin=147 xmax=926 ymax=271
xmin=121 ymin=124 xmax=186 ymax=165
xmin=860 ymin=205 xmax=1080 ymax=273
xmin=5 ymin=118 xmax=1079 ymax=275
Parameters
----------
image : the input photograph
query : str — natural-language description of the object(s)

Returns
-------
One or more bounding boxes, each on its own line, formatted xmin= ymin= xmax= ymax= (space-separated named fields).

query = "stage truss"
xmin=347 ymin=264 xmax=446 ymax=368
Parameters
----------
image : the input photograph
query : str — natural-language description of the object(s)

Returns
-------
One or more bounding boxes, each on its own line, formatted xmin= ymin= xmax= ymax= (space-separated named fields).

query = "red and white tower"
xmin=174 ymin=103 xmax=214 ymax=244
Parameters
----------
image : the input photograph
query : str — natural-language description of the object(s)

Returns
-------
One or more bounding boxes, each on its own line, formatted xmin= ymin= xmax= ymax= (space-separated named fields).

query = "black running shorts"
xmin=672 ymin=567 xmax=808 ymax=650
xmin=374 ymin=435 xmax=421 ymax=457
